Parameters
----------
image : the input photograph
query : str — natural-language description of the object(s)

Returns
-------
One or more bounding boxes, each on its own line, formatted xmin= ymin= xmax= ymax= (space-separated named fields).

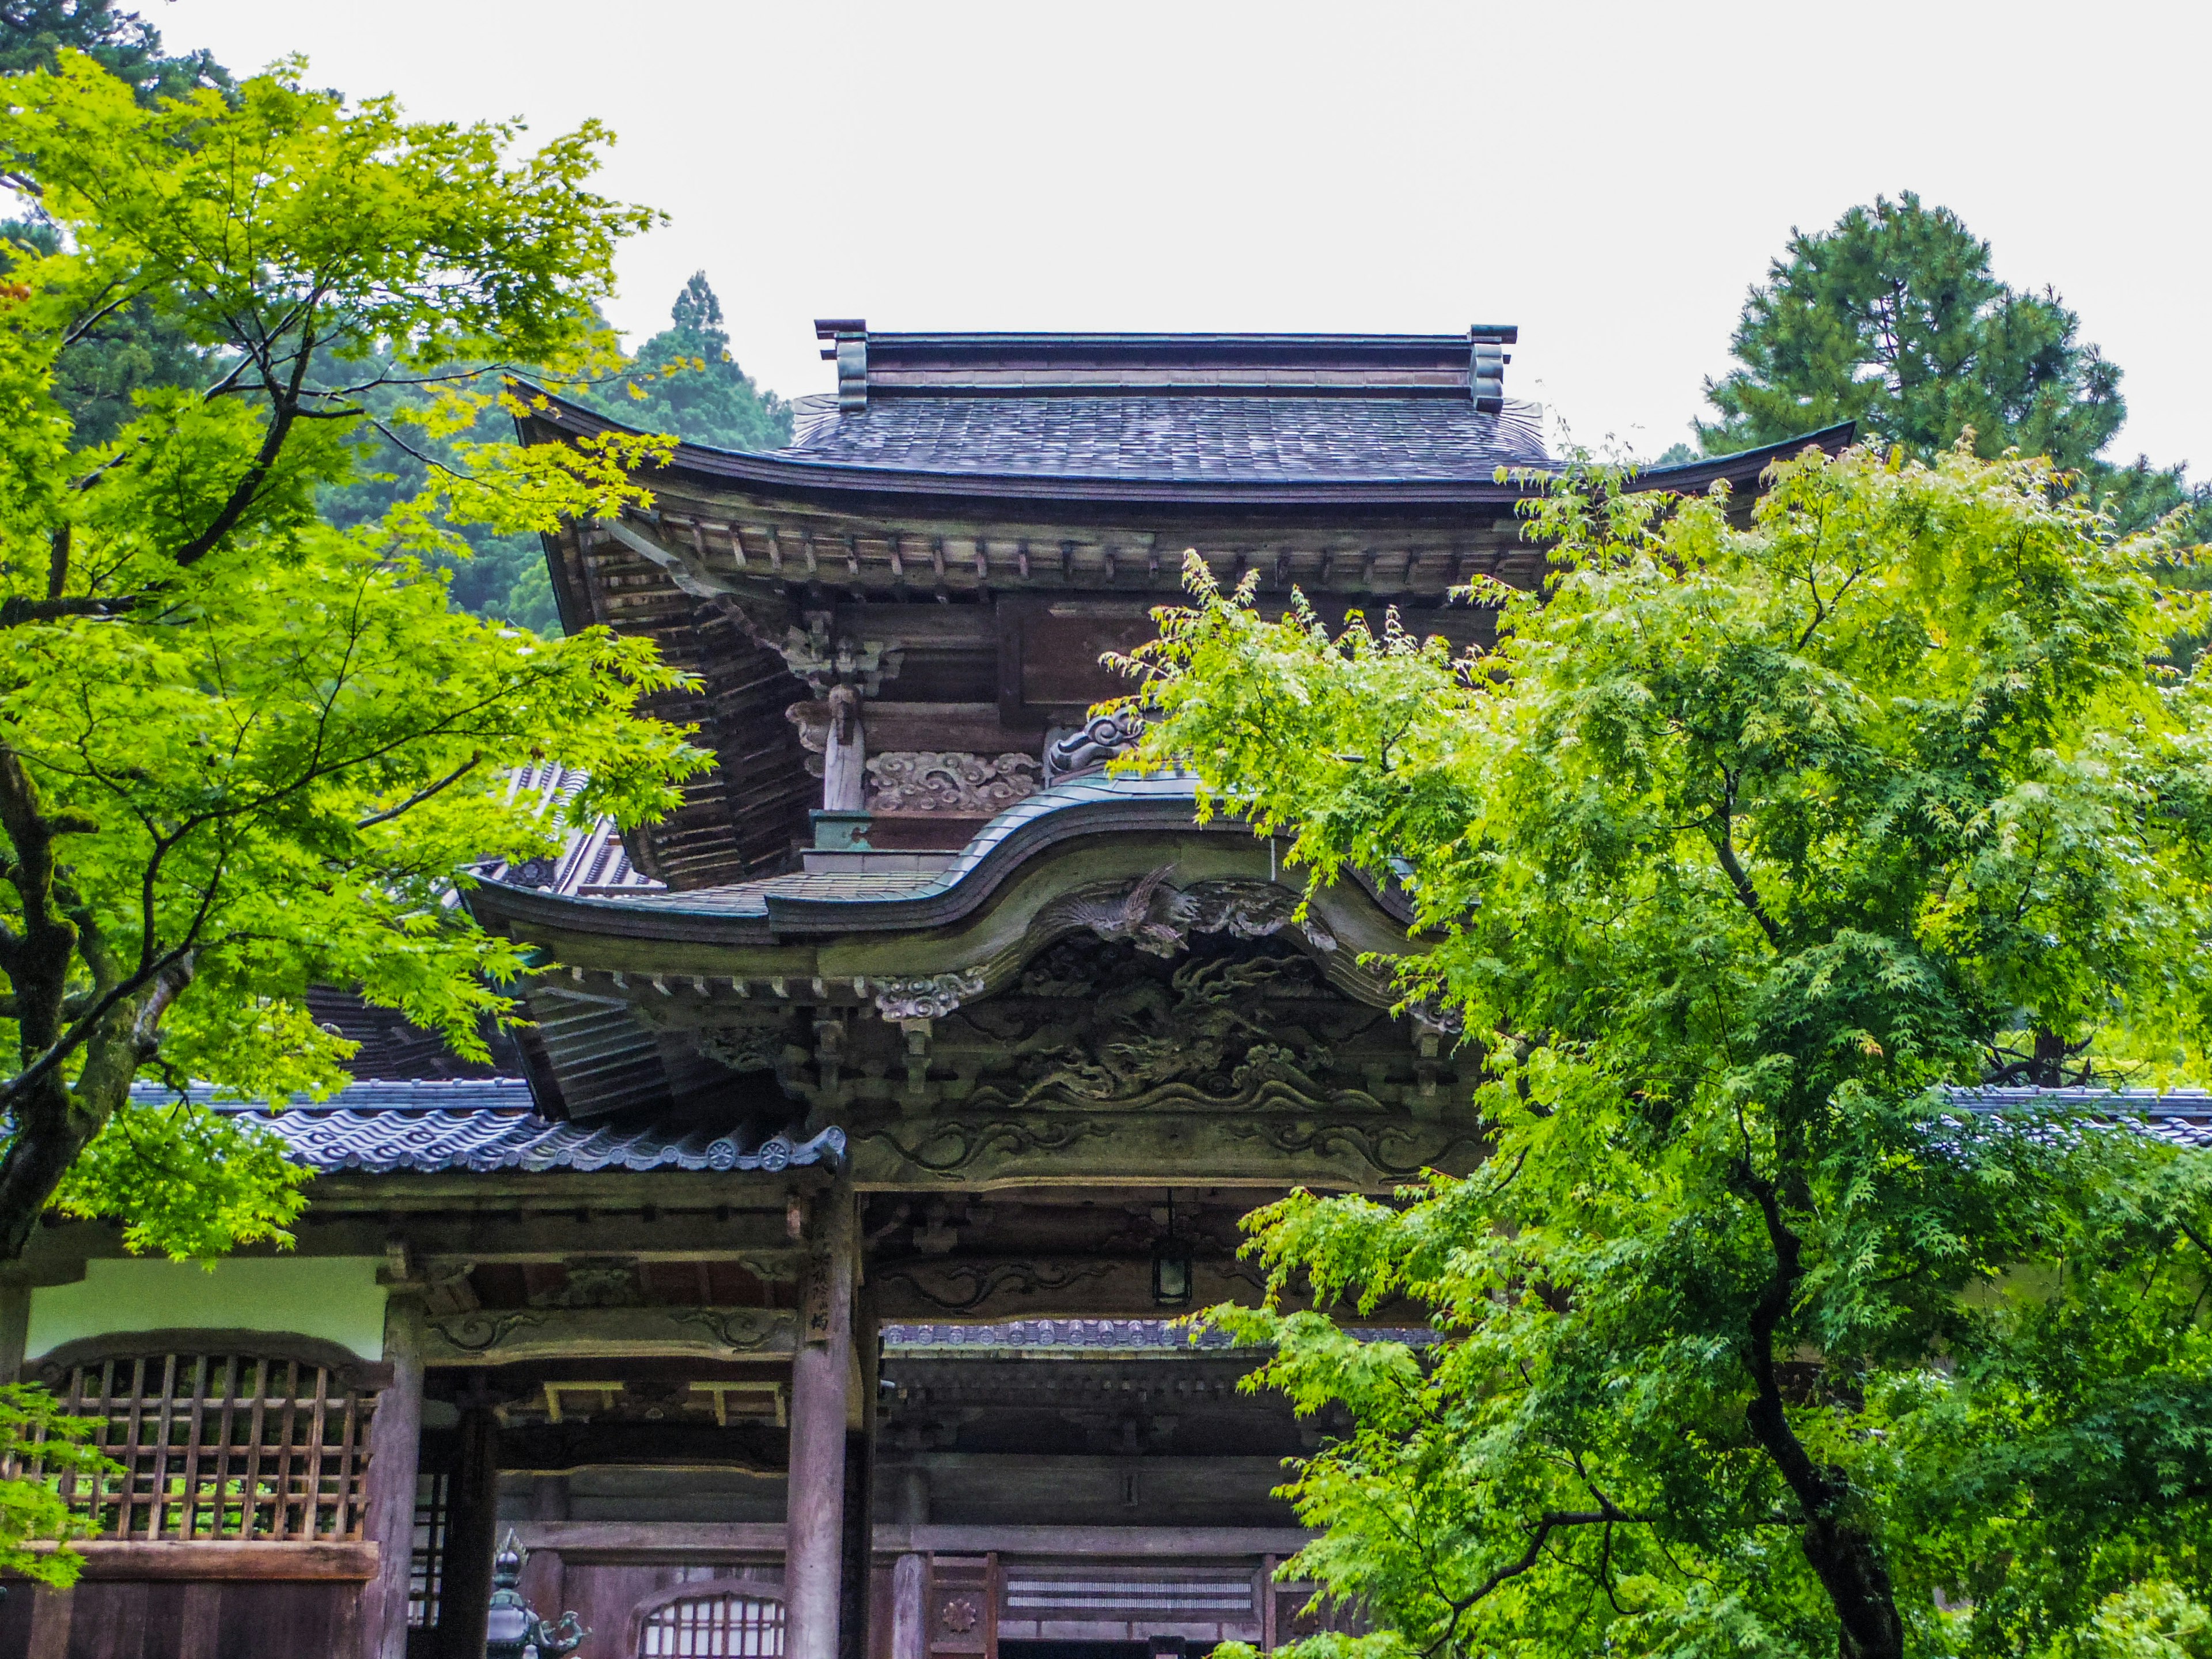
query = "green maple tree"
xmin=1115 ymin=445 xmax=2212 ymax=1656
xmin=0 ymin=53 xmax=712 ymax=1574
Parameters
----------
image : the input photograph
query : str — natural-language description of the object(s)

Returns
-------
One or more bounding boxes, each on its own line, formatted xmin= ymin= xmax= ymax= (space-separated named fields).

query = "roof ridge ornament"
xmin=816 ymin=317 xmax=868 ymax=411
xmin=1469 ymin=325 xmax=1515 ymax=414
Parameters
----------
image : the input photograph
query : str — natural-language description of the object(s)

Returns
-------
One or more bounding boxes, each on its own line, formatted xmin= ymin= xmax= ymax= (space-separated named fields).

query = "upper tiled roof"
xmin=880 ymin=1319 xmax=1437 ymax=1354
xmin=131 ymin=1079 xmax=843 ymax=1175
xmin=473 ymin=761 xmax=661 ymax=899
xmin=777 ymin=392 xmax=1551 ymax=486
xmin=1950 ymin=1086 xmax=2212 ymax=1150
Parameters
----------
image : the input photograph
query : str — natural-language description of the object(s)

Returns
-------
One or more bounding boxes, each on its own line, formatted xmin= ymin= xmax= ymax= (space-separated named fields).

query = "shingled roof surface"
xmin=779 ymin=393 xmax=1551 ymax=484
xmin=131 ymin=1080 xmax=844 ymax=1175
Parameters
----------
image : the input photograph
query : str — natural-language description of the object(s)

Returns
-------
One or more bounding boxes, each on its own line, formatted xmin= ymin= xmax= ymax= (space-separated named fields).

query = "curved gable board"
xmin=26 ymin=1256 xmax=389 ymax=1362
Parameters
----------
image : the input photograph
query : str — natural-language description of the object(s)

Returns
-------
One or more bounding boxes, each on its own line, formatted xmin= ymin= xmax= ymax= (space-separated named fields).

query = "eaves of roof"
xmin=468 ymin=772 xmax=1246 ymax=945
xmin=131 ymin=1079 xmax=844 ymax=1175
xmin=515 ymin=387 xmax=1851 ymax=511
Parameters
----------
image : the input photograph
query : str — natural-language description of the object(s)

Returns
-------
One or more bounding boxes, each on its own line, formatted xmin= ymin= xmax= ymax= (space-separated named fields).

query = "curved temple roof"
xmin=516 ymin=321 xmax=1851 ymax=508
xmin=128 ymin=1078 xmax=844 ymax=1175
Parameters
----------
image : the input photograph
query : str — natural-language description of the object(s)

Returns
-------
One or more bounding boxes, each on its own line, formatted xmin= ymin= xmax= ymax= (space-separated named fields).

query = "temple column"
xmin=359 ymin=1277 xmax=427 ymax=1659
xmin=522 ymin=1476 xmax=571 ymax=1629
xmin=891 ymin=1554 xmax=929 ymax=1659
xmin=437 ymin=1396 xmax=501 ymax=1659
xmin=786 ymin=1181 xmax=857 ymax=1659
xmin=840 ymin=1282 xmax=880 ymax=1659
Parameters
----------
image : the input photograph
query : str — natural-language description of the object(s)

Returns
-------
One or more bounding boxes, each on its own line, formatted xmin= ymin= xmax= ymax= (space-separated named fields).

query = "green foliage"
xmin=312 ymin=350 xmax=565 ymax=630
xmin=1119 ymin=444 xmax=2212 ymax=1656
xmin=0 ymin=53 xmax=708 ymax=1580
xmin=1697 ymin=192 xmax=2207 ymax=541
xmin=315 ymin=271 xmax=791 ymax=637
xmin=585 ymin=270 xmax=792 ymax=453
xmin=0 ymin=0 xmax=231 ymax=105
xmin=0 ymin=1384 xmax=116 ymax=1584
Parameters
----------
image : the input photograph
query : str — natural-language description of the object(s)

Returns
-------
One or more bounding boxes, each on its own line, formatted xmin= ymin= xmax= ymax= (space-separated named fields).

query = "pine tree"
xmin=0 ymin=0 xmax=231 ymax=104
xmin=1698 ymin=194 xmax=2205 ymax=537
xmin=616 ymin=271 xmax=792 ymax=452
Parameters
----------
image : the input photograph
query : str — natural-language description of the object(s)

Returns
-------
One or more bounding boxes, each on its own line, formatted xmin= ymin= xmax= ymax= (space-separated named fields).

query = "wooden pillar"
xmin=890 ymin=1554 xmax=928 ymax=1659
xmin=522 ymin=1475 xmax=571 ymax=1626
xmin=823 ymin=684 xmax=866 ymax=812
xmin=359 ymin=1283 xmax=427 ymax=1659
xmin=786 ymin=1181 xmax=856 ymax=1659
xmin=437 ymin=1399 xmax=501 ymax=1659
xmin=840 ymin=1285 xmax=878 ymax=1659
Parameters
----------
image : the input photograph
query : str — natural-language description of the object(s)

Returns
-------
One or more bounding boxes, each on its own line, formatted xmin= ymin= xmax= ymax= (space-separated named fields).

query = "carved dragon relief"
xmin=945 ymin=937 xmax=1396 ymax=1116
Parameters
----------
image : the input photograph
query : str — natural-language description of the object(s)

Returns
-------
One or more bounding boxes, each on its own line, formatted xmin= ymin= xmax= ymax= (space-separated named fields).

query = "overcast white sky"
xmin=160 ymin=0 xmax=2211 ymax=471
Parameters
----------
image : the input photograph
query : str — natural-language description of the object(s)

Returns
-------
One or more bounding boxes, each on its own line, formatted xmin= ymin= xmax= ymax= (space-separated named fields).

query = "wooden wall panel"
xmin=0 ymin=1579 xmax=359 ymax=1659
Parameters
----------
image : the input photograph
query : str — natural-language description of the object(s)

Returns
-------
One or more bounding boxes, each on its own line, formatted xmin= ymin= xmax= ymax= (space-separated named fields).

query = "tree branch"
xmin=355 ymin=752 xmax=481 ymax=830
xmin=1706 ymin=771 xmax=1781 ymax=948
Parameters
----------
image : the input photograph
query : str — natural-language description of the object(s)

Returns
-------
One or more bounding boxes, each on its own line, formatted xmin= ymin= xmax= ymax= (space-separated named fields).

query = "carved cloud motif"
xmin=866 ymin=751 xmax=1043 ymax=815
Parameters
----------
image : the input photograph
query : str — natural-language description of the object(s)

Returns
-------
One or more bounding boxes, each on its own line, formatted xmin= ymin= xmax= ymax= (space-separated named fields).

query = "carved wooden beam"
xmin=498 ymin=1420 xmax=787 ymax=1475
xmin=422 ymin=1305 xmax=798 ymax=1366
xmin=851 ymin=1115 xmax=1485 ymax=1192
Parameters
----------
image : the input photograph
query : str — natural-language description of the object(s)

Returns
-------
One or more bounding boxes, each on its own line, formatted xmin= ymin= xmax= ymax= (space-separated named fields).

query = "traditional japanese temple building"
xmin=0 ymin=326 xmax=1884 ymax=1659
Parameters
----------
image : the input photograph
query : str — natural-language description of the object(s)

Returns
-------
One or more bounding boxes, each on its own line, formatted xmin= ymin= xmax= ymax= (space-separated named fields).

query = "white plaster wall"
xmin=25 ymin=1256 xmax=389 ymax=1361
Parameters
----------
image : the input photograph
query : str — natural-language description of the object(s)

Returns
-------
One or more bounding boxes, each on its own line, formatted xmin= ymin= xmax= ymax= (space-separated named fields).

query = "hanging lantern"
xmin=1151 ymin=1191 xmax=1193 ymax=1308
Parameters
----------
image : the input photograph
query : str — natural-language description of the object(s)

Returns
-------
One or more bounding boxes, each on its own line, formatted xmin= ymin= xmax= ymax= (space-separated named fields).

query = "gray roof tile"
xmin=131 ymin=1080 xmax=843 ymax=1175
xmin=779 ymin=395 xmax=1549 ymax=484
xmin=1948 ymin=1086 xmax=2212 ymax=1150
xmin=880 ymin=1319 xmax=1437 ymax=1353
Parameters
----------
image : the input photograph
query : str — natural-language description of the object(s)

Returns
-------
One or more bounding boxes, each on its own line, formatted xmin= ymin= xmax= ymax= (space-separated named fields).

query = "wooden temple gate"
xmin=0 ymin=327 xmax=1823 ymax=1659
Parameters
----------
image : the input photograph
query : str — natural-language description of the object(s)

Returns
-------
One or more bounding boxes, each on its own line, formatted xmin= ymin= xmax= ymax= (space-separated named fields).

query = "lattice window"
xmin=29 ymin=1346 xmax=379 ymax=1542
xmin=641 ymin=1593 xmax=786 ymax=1657
xmin=410 ymin=1468 xmax=450 ymax=1627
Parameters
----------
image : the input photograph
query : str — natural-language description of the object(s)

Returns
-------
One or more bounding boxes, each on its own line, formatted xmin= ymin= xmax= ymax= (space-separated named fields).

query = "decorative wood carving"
xmin=528 ymin=1257 xmax=641 ymax=1309
xmin=421 ymin=1306 xmax=797 ymax=1365
xmin=1042 ymin=707 xmax=1145 ymax=783
xmin=876 ymin=1259 xmax=1120 ymax=1315
xmin=874 ymin=971 xmax=988 ymax=1022
xmin=866 ymin=751 xmax=1043 ymax=815
xmin=779 ymin=613 xmax=903 ymax=696
xmin=863 ymin=1120 xmax=1115 ymax=1176
xmin=1224 ymin=1120 xmax=1485 ymax=1180
xmin=959 ymin=941 xmax=1369 ymax=1113
xmin=694 ymin=1022 xmax=793 ymax=1074
xmin=1036 ymin=868 xmax=1338 ymax=959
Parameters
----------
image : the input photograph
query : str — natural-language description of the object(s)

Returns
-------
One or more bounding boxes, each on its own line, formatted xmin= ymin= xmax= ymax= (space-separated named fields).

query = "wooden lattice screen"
xmin=30 ymin=1344 xmax=381 ymax=1543
xmin=641 ymin=1594 xmax=786 ymax=1657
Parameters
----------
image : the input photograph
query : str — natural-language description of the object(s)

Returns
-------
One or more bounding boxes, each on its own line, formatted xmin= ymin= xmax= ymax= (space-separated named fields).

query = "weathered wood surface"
xmin=358 ymin=1286 xmax=425 ymax=1659
xmin=786 ymin=1188 xmax=857 ymax=1659
xmin=420 ymin=1304 xmax=798 ymax=1366
xmin=0 ymin=1576 xmax=363 ymax=1659
xmin=510 ymin=1522 xmax=1315 ymax=1557
xmin=3 ymin=1541 xmax=378 ymax=1581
